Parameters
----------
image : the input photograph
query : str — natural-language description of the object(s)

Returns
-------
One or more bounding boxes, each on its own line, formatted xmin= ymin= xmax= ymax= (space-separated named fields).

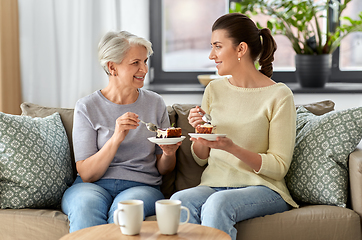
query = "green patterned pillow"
xmin=285 ymin=106 xmax=362 ymax=207
xmin=0 ymin=112 xmax=73 ymax=209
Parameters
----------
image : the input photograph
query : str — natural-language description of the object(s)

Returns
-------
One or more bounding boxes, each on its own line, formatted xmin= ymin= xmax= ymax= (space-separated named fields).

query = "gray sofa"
xmin=0 ymin=101 xmax=361 ymax=240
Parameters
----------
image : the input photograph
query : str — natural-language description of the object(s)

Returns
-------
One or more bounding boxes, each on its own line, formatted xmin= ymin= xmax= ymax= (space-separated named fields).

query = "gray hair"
xmin=98 ymin=31 xmax=153 ymax=75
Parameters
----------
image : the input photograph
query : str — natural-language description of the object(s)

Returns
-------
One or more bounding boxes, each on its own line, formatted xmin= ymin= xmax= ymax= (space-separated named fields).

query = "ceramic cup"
xmin=113 ymin=200 xmax=144 ymax=235
xmin=156 ymin=199 xmax=190 ymax=235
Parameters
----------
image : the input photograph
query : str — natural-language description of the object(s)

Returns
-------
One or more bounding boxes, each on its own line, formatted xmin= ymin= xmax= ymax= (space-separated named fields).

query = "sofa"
xmin=0 ymin=100 xmax=362 ymax=240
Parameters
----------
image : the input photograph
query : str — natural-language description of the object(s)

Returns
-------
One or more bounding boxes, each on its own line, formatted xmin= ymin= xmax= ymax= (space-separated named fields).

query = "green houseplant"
xmin=230 ymin=0 xmax=362 ymax=87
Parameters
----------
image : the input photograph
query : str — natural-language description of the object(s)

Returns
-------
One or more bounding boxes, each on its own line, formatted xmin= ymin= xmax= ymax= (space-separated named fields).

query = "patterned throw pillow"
xmin=285 ymin=106 xmax=362 ymax=207
xmin=0 ymin=112 xmax=73 ymax=209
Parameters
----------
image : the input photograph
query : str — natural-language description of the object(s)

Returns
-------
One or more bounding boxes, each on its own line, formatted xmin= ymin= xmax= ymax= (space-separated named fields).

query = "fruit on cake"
xmin=195 ymin=124 xmax=214 ymax=134
xmin=156 ymin=127 xmax=182 ymax=138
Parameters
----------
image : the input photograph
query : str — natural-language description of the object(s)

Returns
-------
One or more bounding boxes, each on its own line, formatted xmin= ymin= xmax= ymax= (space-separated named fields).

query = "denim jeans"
xmin=170 ymin=185 xmax=291 ymax=240
xmin=61 ymin=176 xmax=164 ymax=233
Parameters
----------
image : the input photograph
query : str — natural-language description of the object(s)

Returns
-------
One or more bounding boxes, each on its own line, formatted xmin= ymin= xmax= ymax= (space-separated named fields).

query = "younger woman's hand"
xmin=191 ymin=136 xmax=233 ymax=152
xmin=188 ymin=106 xmax=205 ymax=128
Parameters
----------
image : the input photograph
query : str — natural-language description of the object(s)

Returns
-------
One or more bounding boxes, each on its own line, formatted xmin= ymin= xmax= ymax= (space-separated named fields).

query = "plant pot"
xmin=295 ymin=54 xmax=332 ymax=88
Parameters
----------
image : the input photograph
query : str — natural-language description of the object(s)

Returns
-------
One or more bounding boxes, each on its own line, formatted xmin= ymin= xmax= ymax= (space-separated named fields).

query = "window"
xmin=149 ymin=0 xmax=362 ymax=84
xmin=330 ymin=0 xmax=362 ymax=82
xmin=161 ymin=0 xmax=227 ymax=72
xmin=340 ymin=1 xmax=362 ymax=71
xmin=149 ymin=0 xmax=228 ymax=84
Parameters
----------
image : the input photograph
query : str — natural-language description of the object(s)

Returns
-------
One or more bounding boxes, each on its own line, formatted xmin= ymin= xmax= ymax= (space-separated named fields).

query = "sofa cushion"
xmin=160 ymin=106 xmax=177 ymax=198
xmin=0 ymin=112 xmax=73 ymax=209
xmin=296 ymin=100 xmax=335 ymax=116
xmin=172 ymin=104 xmax=207 ymax=192
xmin=0 ymin=209 xmax=69 ymax=240
xmin=20 ymin=102 xmax=76 ymax=179
xmin=285 ymin=106 xmax=362 ymax=207
xmin=236 ymin=205 xmax=361 ymax=240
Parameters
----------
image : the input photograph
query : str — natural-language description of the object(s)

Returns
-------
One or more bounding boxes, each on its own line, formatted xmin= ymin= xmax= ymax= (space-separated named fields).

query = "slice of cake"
xmin=195 ymin=124 xmax=214 ymax=134
xmin=156 ymin=127 xmax=182 ymax=138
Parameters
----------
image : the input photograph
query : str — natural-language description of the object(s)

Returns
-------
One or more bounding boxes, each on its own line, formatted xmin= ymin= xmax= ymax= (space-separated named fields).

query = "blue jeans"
xmin=170 ymin=185 xmax=291 ymax=240
xmin=61 ymin=176 xmax=164 ymax=233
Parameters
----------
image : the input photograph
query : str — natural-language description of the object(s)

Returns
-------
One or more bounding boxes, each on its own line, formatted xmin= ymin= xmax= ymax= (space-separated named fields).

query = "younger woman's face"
xmin=209 ymin=29 xmax=239 ymax=76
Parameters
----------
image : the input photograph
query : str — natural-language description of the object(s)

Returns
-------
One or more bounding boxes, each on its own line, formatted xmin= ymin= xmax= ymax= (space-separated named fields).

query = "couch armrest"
xmin=349 ymin=147 xmax=362 ymax=217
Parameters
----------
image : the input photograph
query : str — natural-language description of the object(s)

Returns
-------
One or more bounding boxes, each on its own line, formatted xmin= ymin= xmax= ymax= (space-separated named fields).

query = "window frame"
xmin=149 ymin=0 xmax=362 ymax=85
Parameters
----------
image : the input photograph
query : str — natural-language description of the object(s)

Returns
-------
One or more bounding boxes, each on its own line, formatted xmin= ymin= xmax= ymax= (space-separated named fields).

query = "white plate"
xmin=148 ymin=136 xmax=186 ymax=145
xmin=188 ymin=133 xmax=227 ymax=141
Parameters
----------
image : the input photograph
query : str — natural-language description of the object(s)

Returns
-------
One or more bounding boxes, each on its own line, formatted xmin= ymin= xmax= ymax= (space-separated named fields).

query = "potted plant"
xmin=230 ymin=0 xmax=362 ymax=88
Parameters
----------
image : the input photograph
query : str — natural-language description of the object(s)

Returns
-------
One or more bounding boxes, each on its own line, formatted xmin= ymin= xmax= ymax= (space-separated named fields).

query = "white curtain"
xmin=18 ymin=0 xmax=150 ymax=108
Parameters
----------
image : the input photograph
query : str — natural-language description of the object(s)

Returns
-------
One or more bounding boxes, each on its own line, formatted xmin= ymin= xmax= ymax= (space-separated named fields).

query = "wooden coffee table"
xmin=60 ymin=221 xmax=231 ymax=240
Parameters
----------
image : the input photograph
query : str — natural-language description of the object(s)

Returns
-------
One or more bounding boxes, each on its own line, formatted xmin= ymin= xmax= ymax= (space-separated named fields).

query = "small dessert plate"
xmin=148 ymin=136 xmax=186 ymax=145
xmin=188 ymin=133 xmax=226 ymax=141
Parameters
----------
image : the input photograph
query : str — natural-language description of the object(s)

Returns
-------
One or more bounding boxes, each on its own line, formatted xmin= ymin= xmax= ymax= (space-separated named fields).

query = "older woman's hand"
xmin=188 ymin=106 xmax=205 ymax=128
xmin=158 ymin=142 xmax=182 ymax=156
xmin=156 ymin=141 xmax=182 ymax=175
xmin=113 ymin=112 xmax=139 ymax=143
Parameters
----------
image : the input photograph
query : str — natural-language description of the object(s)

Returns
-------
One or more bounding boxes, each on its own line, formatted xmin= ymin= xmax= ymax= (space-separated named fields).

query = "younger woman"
xmin=171 ymin=13 xmax=298 ymax=240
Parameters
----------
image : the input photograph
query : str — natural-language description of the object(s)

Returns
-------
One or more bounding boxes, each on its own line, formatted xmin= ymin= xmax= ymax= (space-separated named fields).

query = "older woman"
xmin=61 ymin=31 xmax=181 ymax=232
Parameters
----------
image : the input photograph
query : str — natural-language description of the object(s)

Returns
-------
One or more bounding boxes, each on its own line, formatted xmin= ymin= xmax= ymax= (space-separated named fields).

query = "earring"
xmin=238 ymin=58 xmax=241 ymax=62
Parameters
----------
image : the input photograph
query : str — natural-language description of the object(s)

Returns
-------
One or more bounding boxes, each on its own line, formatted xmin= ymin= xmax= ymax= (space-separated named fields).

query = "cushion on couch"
xmin=0 ymin=112 xmax=73 ymax=209
xmin=295 ymin=100 xmax=335 ymax=116
xmin=285 ymin=106 xmax=362 ymax=207
xmin=0 ymin=209 xmax=69 ymax=240
xmin=235 ymin=205 xmax=361 ymax=240
xmin=160 ymin=106 xmax=177 ymax=198
xmin=20 ymin=102 xmax=76 ymax=179
xmin=172 ymin=104 xmax=207 ymax=192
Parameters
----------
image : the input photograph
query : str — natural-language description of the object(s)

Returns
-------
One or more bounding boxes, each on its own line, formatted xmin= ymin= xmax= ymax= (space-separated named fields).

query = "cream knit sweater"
xmin=192 ymin=77 xmax=298 ymax=208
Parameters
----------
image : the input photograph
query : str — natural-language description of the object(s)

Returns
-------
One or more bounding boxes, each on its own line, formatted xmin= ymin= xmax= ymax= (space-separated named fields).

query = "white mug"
xmin=156 ymin=199 xmax=190 ymax=235
xmin=113 ymin=200 xmax=144 ymax=235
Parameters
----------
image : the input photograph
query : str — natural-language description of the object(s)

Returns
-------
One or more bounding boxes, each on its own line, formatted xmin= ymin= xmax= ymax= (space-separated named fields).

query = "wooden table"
xmin=60 ymin=221 xmax=231 ymax=240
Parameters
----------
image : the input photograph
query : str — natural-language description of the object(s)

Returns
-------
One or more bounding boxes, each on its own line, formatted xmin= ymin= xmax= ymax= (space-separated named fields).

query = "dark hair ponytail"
xmin=212 ymin=13 xmax=277 ymax=78
xmin=258 ymin=28 xmax=277 ymax=78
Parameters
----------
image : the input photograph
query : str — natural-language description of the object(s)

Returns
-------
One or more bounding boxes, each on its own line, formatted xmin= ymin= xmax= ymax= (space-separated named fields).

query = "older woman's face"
xmin=116 ymin=45 xmax=149 ymax=89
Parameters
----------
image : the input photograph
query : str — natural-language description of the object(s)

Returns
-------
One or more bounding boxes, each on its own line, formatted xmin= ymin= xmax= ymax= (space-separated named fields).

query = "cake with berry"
xmin=156 ymin=127 xmax=182 ymax=138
